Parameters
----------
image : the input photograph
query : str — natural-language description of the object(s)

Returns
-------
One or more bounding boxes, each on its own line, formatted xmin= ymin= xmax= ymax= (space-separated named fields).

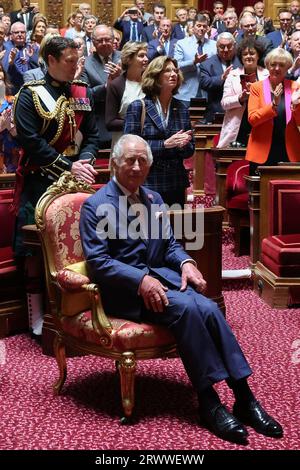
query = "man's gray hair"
xmin=111 ymin=134 xmax=153 ymax=167
xmin=217 ymin=32 xmax=235 ymax=44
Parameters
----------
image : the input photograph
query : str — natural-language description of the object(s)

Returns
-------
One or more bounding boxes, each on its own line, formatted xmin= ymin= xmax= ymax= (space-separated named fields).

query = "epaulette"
xmin=72 ymin=79 xmax=88 ymax=87
xmin=22 ymin=79 xmax=46 ymax=88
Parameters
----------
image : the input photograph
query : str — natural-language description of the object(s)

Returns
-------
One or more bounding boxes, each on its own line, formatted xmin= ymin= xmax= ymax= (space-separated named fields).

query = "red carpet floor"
xmin=0 ymin=237 xmax=299 ymax=450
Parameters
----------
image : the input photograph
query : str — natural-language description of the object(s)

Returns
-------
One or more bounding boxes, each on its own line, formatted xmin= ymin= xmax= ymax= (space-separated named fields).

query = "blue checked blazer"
xmin=124 ymin=97 xmax=195 ymax=193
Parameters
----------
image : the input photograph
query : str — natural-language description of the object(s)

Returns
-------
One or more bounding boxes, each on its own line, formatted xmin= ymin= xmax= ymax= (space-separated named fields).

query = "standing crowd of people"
xmin=1 ymin=0 xmax=300 ymax=445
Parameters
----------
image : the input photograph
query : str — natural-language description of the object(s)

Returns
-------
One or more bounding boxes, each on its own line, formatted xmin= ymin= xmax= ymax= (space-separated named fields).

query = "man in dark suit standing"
xmin=81 ymin=24 xmax=121 ymax=148
xmin=80 ymin=133 xmax=283 ymax=444
xmin=114 ymin=6 xmax=145 ymax=49
xmin=147 ymin=18 xmax=177 ymax=60
xmin=200 ymin=32 xmax=240 ymax=123
xmin=142 ymin=3 xmax=166 ymax=43
xmin=10 ymin=0 xmax=36 ymax=32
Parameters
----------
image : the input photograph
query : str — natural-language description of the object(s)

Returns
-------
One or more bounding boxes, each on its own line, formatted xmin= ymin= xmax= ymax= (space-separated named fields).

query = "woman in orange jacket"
xmin=246 ymin=48 xmax=300 ymax=175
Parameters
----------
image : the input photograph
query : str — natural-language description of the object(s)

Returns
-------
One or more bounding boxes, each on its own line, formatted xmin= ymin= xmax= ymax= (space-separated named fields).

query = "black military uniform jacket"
xmin=14 ymin=72 xmax=100 ymax=182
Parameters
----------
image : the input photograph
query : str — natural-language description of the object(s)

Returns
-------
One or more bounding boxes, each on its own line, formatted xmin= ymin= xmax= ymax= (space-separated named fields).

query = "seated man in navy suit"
xmin=80 ymin=134 xmax=283 ymax=444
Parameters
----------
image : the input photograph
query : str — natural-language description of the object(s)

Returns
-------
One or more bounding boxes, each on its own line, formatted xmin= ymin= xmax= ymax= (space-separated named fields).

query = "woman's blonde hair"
xmin=264 ymin=47 xmax=293 ymax=69
xmin=141 ymin=56 xmax=183 ymax=98
xmin=121 ymin=41 xmax=148 ymax=71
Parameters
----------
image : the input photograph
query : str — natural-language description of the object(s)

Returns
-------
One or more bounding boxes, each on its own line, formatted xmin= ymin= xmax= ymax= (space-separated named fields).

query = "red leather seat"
xmin=255 ymin=179 xmax=300 ymax=307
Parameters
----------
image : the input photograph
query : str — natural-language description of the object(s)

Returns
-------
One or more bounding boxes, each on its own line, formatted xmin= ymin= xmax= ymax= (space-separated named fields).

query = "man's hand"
xmin=194 ymin=52 xmax=208 ymax=65
xmin=139 ymin=275 xmax=169 ymax=313
xmin=71 ymin=159 xmax=98 ymax=185
xmin=221 ymin=65 xmax=233 ymax=81
xmin=105 ymin=61 xmax=122 ymax=81
xmin=8 ymin=48 xmax=17 ymax=66
xmin=180 ymin=262 xmax=207 ymax=293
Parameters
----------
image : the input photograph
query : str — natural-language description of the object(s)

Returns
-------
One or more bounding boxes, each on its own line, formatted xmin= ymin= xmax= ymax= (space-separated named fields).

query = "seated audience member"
xmin=0 ymin=63 xmax=20 ymax=173
xmin=80 ymin=133 xmax=283 ymax=445
xmin=218 ymin=38 xmax=268 ymax=148
xmin=125 ymin=56 xmax=194 ymax=208
xmin=174 ymin=14 xmax=217 ymax=106
xmin=199 ymin=32 xmax=240 ymax=123
xmin=105 ymin=41 xmax=148 ymax=148
xmin=147 ymin=17 xmax=177 ymax=60
xmin=246 ymin=48 xmax=300 ymax=175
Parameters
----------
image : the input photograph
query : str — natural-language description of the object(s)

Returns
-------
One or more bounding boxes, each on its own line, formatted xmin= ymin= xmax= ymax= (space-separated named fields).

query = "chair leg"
xmin=53 ymin=334 xmax=67 ymax=395
xmin=118 ymin=351 xmax=136 ymax=422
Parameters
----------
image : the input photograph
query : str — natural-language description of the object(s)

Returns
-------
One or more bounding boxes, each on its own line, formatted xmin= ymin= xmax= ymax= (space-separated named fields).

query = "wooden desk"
xmin=246 ymin=165 xmax=300 ymax=268
xmin=211 ymin=148 xmax=246 ymax=222
xmin=0 ymin=173 xmax=16 ymax=190
xmin=193 ymin=124 xmax=222 ymax=195
xmin=23 ymin=207 xmax=225 ymax=356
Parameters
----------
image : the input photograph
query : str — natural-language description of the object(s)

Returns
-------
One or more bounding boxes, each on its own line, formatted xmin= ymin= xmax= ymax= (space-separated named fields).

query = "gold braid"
xmin=29 ymin=89 xmax=76 ymax=146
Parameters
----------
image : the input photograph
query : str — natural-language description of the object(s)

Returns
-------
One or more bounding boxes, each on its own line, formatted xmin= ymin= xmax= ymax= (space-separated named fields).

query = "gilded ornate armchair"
xmin=35 ymin=173 xmax=177 ymax=422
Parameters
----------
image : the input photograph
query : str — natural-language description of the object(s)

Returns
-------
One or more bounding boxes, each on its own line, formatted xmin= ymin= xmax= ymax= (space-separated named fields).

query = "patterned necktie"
xmin=128 ymin=193 xmax=148 ymax=239
xmin=131 ymin=22 xmax=137 ymax=41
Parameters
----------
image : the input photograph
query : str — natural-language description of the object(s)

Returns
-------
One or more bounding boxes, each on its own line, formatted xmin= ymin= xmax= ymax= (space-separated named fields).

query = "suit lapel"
xmin=91 ymin=54 xmax=107 ymax=83
xmin=145 ymin=99 xmax=165 ymax=133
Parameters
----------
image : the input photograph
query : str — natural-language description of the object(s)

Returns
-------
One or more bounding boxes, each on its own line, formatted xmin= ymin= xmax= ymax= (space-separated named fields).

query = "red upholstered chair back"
xmin=226 ymin=161 xmax=249 ymax=197
xmin=42 ymin=191 xmax=91 ymax=272
xmin=0 ymin=189 xmax=15 ymax=257
xmin=269 ymin=180 xmax=300 ymax=236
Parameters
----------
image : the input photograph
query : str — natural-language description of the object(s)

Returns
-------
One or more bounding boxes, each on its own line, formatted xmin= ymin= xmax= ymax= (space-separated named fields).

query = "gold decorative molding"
xmin=96 ymin=0 xmax=113 ymax=26
xmin=45 ymin=0 xmax=63 ymax=27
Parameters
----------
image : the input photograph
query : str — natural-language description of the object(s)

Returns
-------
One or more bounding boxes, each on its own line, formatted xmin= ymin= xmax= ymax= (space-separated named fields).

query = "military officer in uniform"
xmin=13 ymin=36 xmax=100 ymax=337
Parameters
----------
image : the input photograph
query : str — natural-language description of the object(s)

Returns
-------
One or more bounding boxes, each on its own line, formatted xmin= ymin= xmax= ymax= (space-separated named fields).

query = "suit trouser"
xmin=141 ymin=286 xmax=252 ymax=392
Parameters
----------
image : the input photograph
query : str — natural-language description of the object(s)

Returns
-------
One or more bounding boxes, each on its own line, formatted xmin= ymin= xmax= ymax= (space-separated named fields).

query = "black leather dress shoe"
xmin=200 ymin=404 xmax=248 ymax=444
xmin=233 ymin=400 xmax=283 ymax=438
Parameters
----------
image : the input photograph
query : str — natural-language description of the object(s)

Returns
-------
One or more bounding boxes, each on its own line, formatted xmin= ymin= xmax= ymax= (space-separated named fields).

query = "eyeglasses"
xmin=93 ymin=38 xmax=113 ymax=44
xmin=163 ymin=67 xmax=178 ymax=74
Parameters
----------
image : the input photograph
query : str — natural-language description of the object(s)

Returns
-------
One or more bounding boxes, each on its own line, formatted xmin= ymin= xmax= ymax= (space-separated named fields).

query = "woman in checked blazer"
xmin=124 ymin=56 xmax=195 ymax=208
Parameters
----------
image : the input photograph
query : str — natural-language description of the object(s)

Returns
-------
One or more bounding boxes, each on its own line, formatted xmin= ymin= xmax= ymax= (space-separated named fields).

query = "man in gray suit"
xmin=81 ymin=25 xmax=121 ymax=148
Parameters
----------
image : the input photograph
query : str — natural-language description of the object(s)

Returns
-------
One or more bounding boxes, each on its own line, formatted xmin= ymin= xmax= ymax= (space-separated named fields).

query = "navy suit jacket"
xmin=10 ymin=9 xmax=35 ymax=30
xmin=147 ymin=38 xmax=177 ymax=60
xmin=171 ymin=23 xmax=186 ymax=40
xmin=200 ymin=54 xmax=241 ymax=122
xmin=80 ymin=180 xmax=189 ymax=320
xmin=114 ymin=19 xmax=144 ymax=48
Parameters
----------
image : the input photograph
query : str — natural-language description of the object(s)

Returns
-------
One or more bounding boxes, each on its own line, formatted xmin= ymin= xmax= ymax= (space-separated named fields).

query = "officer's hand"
xmin=71 ymin=159 xmax=97 ymax=185
xmin=180 ymin=262 xmax=207 ymax=293
xmin=139 ymin=275 xmax=169 ymax=313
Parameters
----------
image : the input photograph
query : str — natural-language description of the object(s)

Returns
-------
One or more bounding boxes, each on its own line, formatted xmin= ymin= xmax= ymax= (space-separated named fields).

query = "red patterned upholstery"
xmin=61 ymin=311 xmax=174 ymax=350
xmin=261 ymin=180 xmax=300 ymax=277
xmin=0 ymin=190 xmax=16 ymax=272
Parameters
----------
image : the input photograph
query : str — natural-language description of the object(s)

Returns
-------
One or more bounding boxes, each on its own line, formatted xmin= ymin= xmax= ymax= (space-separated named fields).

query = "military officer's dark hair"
xmin=42 ymin=36 xmax=78 ymax=65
